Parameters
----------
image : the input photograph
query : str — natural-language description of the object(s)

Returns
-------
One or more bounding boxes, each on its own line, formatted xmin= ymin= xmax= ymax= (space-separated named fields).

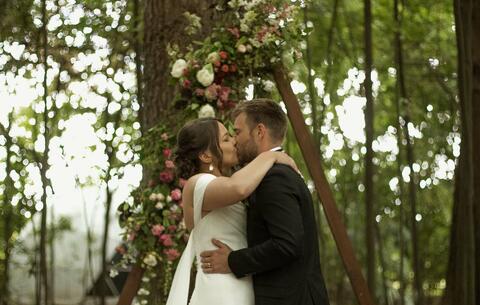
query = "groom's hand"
xmin=200 ymin=239 xmax=232 ymax=274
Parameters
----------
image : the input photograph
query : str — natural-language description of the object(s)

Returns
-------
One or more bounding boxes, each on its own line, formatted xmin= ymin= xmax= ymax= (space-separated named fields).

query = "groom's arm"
xmin=228 ymin=167 xmax=304 ymax=278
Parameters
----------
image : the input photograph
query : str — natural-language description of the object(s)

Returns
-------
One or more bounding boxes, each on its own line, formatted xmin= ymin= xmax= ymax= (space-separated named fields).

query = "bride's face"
xmin=217 ymin=122 xmax=238 ymax=169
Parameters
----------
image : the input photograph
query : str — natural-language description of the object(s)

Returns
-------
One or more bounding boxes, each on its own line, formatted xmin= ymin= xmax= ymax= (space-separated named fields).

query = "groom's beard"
xmin=237 ymin=139 xmax=258 ymax=167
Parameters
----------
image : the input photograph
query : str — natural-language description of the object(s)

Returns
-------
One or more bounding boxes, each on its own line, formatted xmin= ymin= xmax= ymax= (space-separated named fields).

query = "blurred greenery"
xmin=0 ymin=0 xmax=459 ymax=304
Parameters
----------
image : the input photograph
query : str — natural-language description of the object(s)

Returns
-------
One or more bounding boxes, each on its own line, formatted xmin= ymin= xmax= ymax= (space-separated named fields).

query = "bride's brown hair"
xmin=174 ymin=118 xmax=223 ymax=179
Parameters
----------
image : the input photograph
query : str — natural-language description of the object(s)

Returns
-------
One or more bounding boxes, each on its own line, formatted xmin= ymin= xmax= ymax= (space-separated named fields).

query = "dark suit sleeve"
xmin=228 ymin=169 xmax=304 ymax=278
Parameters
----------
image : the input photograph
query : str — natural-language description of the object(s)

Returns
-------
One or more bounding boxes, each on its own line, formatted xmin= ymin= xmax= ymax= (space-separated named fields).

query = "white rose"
xmin=109 ymin=269 xmax=119 ymax=278
xmin=196 ymin=64 xmax=215 ymax=87
xmin=207 ymin=52 xmax=220 ymax=63
xmin=263 ymin=80 xmax=275 ymax=92
xmin=148 ymin=193 xmax=156 ymax=201
xmin=237 ymin=44 xmax=247 ymax=53
xmin=170 ymin=59 xmax=187 ymax=78
xmin=155 ymin=193 xmax=165 ymax=201
xmin=166 ymin=195 xmax=172 ymax=203
xmin=198 ymin=104 xmax=216 ymax=118
xmin=143 ymin=253 xmax=157 ymax=267
xmin=155 ymin=202 xmax=164 ymax=210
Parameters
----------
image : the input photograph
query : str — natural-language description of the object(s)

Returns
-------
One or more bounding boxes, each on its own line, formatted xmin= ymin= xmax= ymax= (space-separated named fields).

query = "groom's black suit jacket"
xmin=228 ymin=164 xmax=330 ymax=305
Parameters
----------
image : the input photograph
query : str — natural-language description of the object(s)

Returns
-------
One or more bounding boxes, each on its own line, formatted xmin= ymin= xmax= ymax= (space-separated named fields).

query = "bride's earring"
xmin=208 ymin=163 xmax=214 ymax=172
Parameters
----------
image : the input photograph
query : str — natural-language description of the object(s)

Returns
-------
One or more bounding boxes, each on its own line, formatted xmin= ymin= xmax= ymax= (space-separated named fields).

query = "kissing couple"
xmin=166 ymin=99 xmax=330 ymax=305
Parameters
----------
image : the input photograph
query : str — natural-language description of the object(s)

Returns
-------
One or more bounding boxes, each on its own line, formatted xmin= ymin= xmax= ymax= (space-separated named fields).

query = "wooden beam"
xmin=273 ymin=65 xmax=376 ymax=305
xmin=116 ymin=265 xmax=143 ymax=305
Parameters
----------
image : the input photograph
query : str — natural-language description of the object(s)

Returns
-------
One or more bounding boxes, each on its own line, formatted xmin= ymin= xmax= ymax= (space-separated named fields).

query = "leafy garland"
xmin=114 ymin=0 xmax=305 ymax=302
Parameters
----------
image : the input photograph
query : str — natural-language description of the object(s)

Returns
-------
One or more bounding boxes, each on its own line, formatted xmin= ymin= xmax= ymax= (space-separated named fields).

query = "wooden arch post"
xmin=117 ymin=66 xmax=376 ymax=305
xmin=273 ymin=65 xmax=375 ymax=305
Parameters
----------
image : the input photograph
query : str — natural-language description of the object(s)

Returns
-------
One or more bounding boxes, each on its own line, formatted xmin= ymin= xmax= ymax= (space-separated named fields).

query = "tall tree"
xmin=0 ymin=114 xmax=14 ymax=305
xmin=471 ymin=1 xmax=480 ymax=302
xmin=393 ymin=0 xmax=407 ymax=303
xmin=38 ymin=0 xmax=51 ymax=303
xmin=142 ymin=1 xmax=218 ymax=302
xmin=444 ymin=0 xmax=477 ymax=304
xmin=363 ymin=0 xmax=376 ymax=297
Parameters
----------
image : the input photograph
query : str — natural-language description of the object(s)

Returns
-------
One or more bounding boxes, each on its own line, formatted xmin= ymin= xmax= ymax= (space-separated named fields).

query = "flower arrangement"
xmin=114 ymin=126 xmax=188 ymax=299
xmin=168 ymin=0 xmax=304 ymax=119
xmin=115 ymin=0 xmax=306 ymax=302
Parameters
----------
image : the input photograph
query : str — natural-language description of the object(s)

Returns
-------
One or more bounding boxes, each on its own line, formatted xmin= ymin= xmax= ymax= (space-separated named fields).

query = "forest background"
xmin=0 ymin=0 xmax=478 ymax=305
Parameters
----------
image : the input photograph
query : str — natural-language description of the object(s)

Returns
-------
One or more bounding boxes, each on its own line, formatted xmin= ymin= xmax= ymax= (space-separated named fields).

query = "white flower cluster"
xmin=170 ymin=59 xmax=215 ymax=87
xmin=228 ymin=0 xmax=264 ymax=9
xmin=198 ymin=104 xmax=216 ymax=118
xmin=171 ymin=59 xmax=187 ymax=78
xmin=149 ymin=192 xmax=166 ymax=209
xmin=143 ymin=253 xmax=157 ymax=267
xmin=183 ymin=12 xmax=202 ymax=35
xmin=196 ymin=64 xmax=215 ymax=87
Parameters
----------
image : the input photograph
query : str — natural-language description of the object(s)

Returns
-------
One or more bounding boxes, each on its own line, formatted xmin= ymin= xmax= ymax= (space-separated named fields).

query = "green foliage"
xmin=0 ymin=0 xmax=459 ymax=304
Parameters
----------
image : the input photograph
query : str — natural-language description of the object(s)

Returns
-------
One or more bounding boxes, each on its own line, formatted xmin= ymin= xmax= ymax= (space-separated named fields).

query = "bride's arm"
xmin=202 ymin=151 xmax=296 ymax=211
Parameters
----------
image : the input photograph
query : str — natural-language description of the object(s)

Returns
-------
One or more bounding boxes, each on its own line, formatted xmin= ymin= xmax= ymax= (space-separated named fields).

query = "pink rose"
xmin=194 ymin=88 xmax=205 ymax=96
xmin=179 ymin=178 xmax=187 ymax=188
xmin=127 ymin=232 xmax=136 ymax=241
xmin=164 ymin=248 xmax=180 ymax=261
xmin=160 ymin=234 xmax=173 ymax=247
xmin=171 ymin=189 xmax=182 ymax=201
xmin=151 ymin=224 xmax=165 ymax=237
xmin=205 ymin=84 xmax=219 ymax=101
xmin=163 ymin=148 xmax=172 ymax=158
xmin=183 ymin=79 xmax=191 ymax=88
xmin=168 ymin=225 xmax=177 ymax=232
xmin=159 ymin=170 xmax=174 ymax=183
xmin=219 ymin=86 xmax=231 ymax=102
xmin=165 ymin=160 xmax=175 ymax=169
xmin=221 ymin=64 xmax=229 ymax=73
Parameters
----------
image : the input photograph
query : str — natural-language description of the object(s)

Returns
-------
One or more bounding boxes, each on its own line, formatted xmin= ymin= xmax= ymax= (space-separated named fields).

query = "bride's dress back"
xmin=166 ymin=173 xmax=254 ymax=305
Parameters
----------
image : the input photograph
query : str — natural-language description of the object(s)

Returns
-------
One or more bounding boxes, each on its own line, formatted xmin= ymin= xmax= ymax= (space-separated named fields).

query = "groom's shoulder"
xmin=266 ymin=163 xmax=298 ymax=179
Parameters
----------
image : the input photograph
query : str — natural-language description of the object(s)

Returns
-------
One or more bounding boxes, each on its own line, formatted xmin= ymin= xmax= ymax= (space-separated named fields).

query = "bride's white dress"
xmin=166 ymin=173 xmax=254 ymax=305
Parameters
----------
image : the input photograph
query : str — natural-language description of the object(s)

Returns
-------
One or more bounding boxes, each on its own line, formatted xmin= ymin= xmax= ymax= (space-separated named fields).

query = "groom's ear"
xmin=256 ymin=123 xmax=267 ymax=139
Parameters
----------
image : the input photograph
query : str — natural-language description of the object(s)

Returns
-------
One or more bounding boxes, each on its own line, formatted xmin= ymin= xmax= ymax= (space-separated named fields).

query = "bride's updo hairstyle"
xmin=174 ymin=118 xmax=224 ymax=179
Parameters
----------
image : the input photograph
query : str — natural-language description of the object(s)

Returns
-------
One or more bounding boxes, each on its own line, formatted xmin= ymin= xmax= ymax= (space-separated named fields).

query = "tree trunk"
xmin=49 ymin=207 xmax=55 ymax=305
xmin=363 ymin=0 xmax=376 ymax=298
xmin=0 ymin=115 xmax=13 ymax=305
xmin=133 ymin=0 xmax=144 ymax=132
xmin=142 ymin=1 xmax=218 ymax=303
xmin=303 ymin=4 xmax=319 ymax=146
xmin=375 ymin=222 xmax=389 ymax=305
xmin=100 ymin=182 xmax=113 ymax=305
xmin=143 ymin=0 xmax=218 ymax=131
xmin=471 ymin=0 xmax=480 ymax=302
xmin=391 ymin=0 xmax=422 ymax=301
xmin=444 ymin=0 xmax=476 ymax=304
xmin=393 ymin=0 xmax=406 ymax=304
xmin=39 ymin=0 xmax=51 ymax=303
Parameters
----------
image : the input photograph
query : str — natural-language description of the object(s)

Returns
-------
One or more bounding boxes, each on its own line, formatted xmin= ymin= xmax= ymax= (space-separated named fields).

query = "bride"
xmin=166 ymin=118 xmax=297 ymax=305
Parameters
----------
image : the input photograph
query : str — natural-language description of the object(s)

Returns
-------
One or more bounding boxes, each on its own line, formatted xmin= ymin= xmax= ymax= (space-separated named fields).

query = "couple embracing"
xmin=166 ymin=99 xmax=330 ymax=305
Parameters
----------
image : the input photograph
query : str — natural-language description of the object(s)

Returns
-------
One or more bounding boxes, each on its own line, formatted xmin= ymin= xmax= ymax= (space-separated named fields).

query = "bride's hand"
xmin=274 ymin=152 xmax=300 ymax=174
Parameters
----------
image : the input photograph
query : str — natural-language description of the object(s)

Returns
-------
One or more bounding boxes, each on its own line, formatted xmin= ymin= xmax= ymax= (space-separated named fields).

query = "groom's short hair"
xmin=232 ymin=98 xmax=287 ymax=142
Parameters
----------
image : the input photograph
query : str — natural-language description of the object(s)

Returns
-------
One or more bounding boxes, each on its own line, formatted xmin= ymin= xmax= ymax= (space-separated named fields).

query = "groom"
xmin=200 ymin=99 xmax=330 ymax=305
